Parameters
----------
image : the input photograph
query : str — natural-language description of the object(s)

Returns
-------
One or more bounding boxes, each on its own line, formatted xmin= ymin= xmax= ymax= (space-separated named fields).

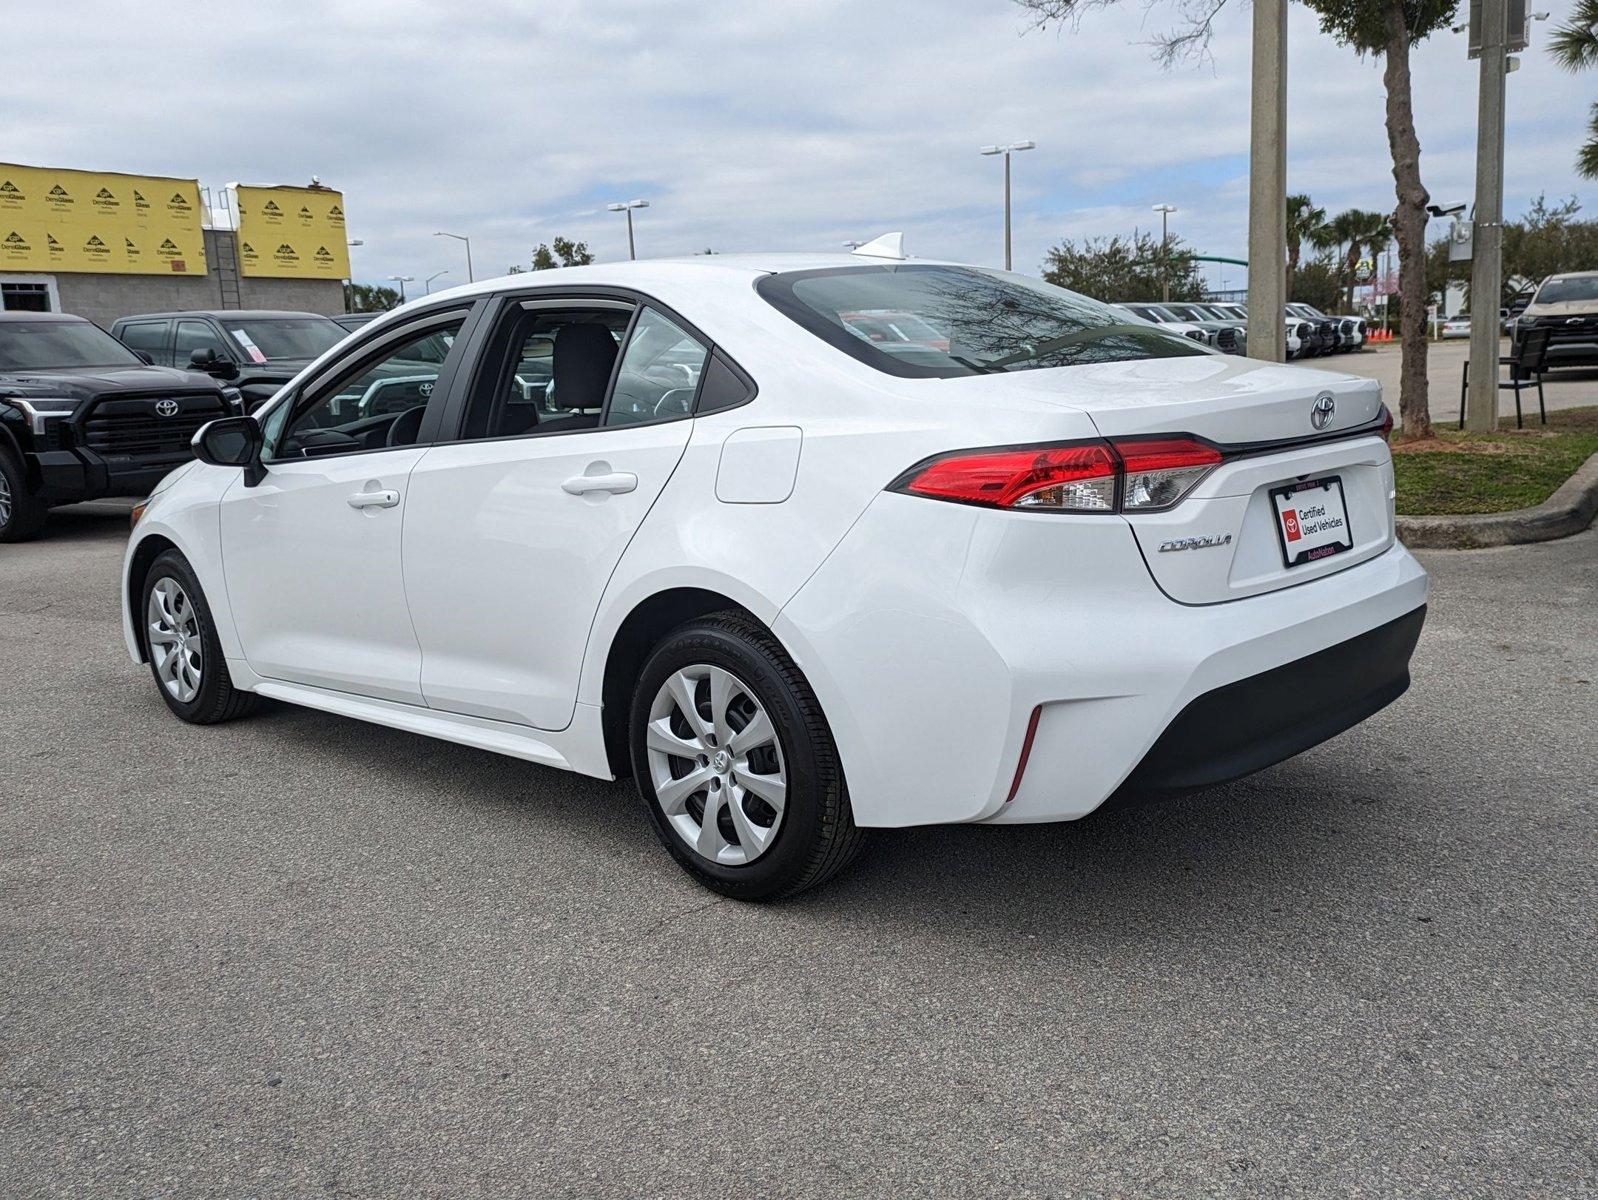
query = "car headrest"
xmin=552 ymin=323 xmax=618 ymax=411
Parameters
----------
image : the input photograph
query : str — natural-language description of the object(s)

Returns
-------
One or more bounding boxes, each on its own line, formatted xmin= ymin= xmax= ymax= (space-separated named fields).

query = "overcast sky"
xmin=7 ymin=0 xmax=1588 ymax=293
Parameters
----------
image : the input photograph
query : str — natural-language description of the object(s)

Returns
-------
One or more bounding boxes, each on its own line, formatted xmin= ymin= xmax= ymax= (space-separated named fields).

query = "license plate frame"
xmin=1271 ymin=475 xmax=1354 ymax=568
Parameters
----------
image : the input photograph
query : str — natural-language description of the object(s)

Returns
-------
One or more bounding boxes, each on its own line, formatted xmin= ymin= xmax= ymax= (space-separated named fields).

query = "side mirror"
xmin=134 ymin=350 xmax=154 ymax=365
xmin=189 ymin=347 xmax=240 ymax=381
xmin=192 ymin=416 xmax=265 ymax=485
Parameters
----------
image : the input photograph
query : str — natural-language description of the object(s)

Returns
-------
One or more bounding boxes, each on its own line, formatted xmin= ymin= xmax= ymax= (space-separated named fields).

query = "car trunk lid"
xmin=938 ymin=355 xmax=1393 ymax=604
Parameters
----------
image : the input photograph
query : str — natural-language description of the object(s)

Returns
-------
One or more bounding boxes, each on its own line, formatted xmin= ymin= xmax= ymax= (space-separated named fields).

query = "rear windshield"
xmin=0 ymin=320 xmax=141 ymax=371
xmin=1535 ymin=275 xmax=1598 ymax=304
xmin=756 ymin=265 xmax=1209 ymax=378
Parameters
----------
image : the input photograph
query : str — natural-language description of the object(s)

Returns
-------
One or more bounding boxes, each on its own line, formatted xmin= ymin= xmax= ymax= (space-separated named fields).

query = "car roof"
xmin=0 ymin=311 xmax=91 ymax=323
xmin=111 ymin=310 xmax=333 ymax=322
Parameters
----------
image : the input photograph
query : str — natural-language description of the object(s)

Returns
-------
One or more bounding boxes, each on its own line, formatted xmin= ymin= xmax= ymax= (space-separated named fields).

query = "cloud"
xmin=4 ymin=0 xmax=1588 ymax=292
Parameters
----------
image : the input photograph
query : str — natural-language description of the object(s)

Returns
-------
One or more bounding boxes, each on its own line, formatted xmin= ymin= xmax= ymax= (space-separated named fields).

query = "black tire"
xmin=140 ymin=549 xmax=260 ymax=724
xmin=0 ymin=446 xmax=48 ymax=542
xmin=629 ymin=611 xmax=867 ymax=900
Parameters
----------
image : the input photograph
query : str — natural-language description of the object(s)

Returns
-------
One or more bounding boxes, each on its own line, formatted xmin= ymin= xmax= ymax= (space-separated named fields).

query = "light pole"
xmin=1465 ymin=0 xmax=1509 ymax=432
xmin=424 ymin=269 xmax=449 ymax=294
xmin=607 ymin=199 xmax=650 ymax=260
xmin=388 ymin=275 xmax=414 ymax=303
xmin=1152 ymin=204 xmax=1178 ymax=302
xmin=979 ymin=141 xmax=1034 ymax=271
xmin=433 ymin=231 xmax=473 ymax=282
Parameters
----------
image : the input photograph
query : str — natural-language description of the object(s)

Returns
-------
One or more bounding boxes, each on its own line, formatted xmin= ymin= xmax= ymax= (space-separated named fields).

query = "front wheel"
xmin=629 ymin=612 xmax=866 ymax=900
xmin=0 ymin=447 xmax=48 ymax=542
xmin=140 ymin=550 xmax=260 ymax=724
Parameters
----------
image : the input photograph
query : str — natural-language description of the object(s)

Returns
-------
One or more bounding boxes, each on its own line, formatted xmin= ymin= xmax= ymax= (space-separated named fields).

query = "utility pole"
xmin=1466 ymin=0 xmax=1508 ymax=432
xmin=1245 ymin=0 xmax=1287 ymax=362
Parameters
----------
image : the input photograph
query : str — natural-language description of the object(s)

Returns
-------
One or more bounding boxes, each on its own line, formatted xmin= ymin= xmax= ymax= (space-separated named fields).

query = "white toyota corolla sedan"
xmin=122 ymin=236 xmax=1428 ymax=899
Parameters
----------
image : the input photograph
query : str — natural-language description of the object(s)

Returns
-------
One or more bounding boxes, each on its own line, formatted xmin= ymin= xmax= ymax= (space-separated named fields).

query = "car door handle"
xmin=347 ymin=489 xmax=401 ymax=509
xmin=561 ymin=471 xmax=637 ymax=496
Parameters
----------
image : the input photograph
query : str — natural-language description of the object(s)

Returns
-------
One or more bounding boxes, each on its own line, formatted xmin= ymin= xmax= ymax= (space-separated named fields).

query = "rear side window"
xmin=757 ymin=265 xmax=1208 ymax=379
xmin=605 ymin=307 xmax=708 ymax=427
xmin=118 ymin=321 xmax=170 ymax=364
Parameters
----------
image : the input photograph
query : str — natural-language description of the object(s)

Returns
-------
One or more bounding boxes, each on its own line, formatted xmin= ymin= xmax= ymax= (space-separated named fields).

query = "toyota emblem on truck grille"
xmin=153 ymin=399 xmax=180 ymax=417
xmin=1310 ymin=393 xmax=1335 ymax=431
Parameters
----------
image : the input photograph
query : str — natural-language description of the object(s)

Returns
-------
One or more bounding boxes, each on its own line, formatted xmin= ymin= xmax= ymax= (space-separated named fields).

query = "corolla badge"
xmin=1158 ymin=534 xmax=1233 ymax=552
xmin=1310 ymin=392 xmax=1336 ymax=431
xmin=153 ymin=399 xmax=180 ymax=417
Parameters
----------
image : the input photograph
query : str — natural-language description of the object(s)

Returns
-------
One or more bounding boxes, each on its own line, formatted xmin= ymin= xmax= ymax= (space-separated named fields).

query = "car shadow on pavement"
xmin=244 ymin=696 xmax=1396 ymax=948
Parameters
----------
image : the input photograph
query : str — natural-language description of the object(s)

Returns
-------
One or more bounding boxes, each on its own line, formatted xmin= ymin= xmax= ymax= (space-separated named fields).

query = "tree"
xmin=1286 ymin=194 xmax=1327 ymax=296
xmin=1016 ymin=0 xmax=1459 ymax=439
xmin=1040 ymin=230 xmax=1209 ymax=301
xmin=344 ymin=282 xmax=400 ymax=313
xmin=1550 ymin=0 xmax=1598 ymax=178
xmin=1317 ymin=207 xmax=1392 ymax=309
xmin=528 ymin=236 xmax=595 ymax=271
xmin=1290 ymin=254 xmax=1346 ymax=311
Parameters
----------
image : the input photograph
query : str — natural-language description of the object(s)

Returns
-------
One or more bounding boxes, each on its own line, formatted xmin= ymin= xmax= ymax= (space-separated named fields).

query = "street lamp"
xmin=607 ymin=199 xmax=650 ymax=261
xmin=979 ymin=140 xmax=1035 ymax=271
xmin=1152 ymin=203 xmax=1178 ymax=302
xmin=388 ymin=275 xmax=414 ymax=303
xmin=424 ymin=269 xmax=450 ymax=294
xmin=433 ymin=231 xmax=473 ymax=282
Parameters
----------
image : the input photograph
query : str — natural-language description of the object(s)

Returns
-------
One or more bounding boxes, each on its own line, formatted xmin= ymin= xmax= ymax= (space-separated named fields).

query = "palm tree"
xmin=1285 ymin=194 xmax=1326 ymax=297
xmin=1318 ymin=209 xmax=1391 ymax=310
xmin=1551 ymin=1 xmax=1598 ymax=177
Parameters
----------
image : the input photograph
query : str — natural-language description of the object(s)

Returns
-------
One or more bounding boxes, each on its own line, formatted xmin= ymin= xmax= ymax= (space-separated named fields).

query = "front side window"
xmin=175 ymin=319 xmax=229 ymax=366
xmin=758 ymin=265 xmax=1207 ymax=379
xmin=605 ymin=307 xmax=708 ymax=426
xmin=265 ymin=317 xmax=464 ymax=460
xmin=0 ymin=319 xmax=141 ymax=370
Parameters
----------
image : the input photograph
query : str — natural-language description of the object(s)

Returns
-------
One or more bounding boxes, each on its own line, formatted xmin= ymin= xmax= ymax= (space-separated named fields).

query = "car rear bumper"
xmin=777 ymin=491 xmax=1430 ymax=828
xmin=1118 ymin=604 xmax=1424 ymax=793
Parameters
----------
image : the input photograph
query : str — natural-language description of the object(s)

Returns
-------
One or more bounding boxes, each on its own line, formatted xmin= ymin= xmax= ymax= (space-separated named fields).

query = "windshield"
xmin=757 ymin=266 xmax=1207 ymax=378
xmin=222 ymin=317 xmax=347 ymax=363
xmin=1163 ymin=304 xmax=1212 ymax=322
xmin=1535 ymin=275 xmax=1598 ymax=304
xmin=0 ymin=320 xmax=141 ymax=371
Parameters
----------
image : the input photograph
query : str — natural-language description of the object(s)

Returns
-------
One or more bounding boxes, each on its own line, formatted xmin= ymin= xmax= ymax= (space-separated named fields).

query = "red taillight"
xmin=1379 ymin=405 xmax=1394 ymax=440
xmin=894 ymin=440 xmax=1118 ymax=511
xmin=890 ymin=434 xmax=1220 ymax=513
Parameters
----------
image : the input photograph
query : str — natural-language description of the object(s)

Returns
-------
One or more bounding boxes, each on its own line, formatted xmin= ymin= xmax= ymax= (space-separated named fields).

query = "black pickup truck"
xmin=108 ymin=309 xmax=351 ymax=412
xmin=0 ymin=312 xmax=237 ymax=541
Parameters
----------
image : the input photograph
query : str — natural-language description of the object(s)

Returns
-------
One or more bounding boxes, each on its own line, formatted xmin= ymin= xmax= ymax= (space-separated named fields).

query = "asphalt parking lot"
xmin=1333 ymin=338 xmax=1595 ymax=426
xmin=3 ymin=511 xmax=1594 ymax=1198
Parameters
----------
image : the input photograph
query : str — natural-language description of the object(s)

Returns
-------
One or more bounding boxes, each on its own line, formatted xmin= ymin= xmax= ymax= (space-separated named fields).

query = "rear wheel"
xmin=141 ymin=550 xmax=260 ymax=724
xmin=629 ymin=612 xmax=866 ymax=900
xmin=0 ymin=447 xmax=48 ymax=542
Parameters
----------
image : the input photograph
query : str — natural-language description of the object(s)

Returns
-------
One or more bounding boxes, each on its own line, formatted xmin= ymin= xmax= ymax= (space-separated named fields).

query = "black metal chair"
xmin=1459 ymin=326 xmax=1550 ymax=429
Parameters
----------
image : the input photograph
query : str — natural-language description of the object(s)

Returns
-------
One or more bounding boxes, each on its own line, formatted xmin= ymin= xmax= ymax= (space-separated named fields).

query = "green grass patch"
xmin=1393 ymin=406 xmax=1598 ymax=516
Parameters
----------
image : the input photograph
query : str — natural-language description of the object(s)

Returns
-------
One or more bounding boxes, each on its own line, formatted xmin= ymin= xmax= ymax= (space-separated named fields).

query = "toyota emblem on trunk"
xmin=154 ymin=399 xmax=180 ymax=418
xmin=1310 ymin=393 xmax=1335 ymax=431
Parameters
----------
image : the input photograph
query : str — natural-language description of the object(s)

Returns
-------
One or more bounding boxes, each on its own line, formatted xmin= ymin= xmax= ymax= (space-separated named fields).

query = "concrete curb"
xmin=1396 ymin=449 xmax=1598 ymax=549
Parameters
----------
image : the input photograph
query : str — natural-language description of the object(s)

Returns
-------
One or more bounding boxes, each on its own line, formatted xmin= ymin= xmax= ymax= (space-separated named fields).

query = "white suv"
xmin=124 ymin=248 xmax=1428 ymax=898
